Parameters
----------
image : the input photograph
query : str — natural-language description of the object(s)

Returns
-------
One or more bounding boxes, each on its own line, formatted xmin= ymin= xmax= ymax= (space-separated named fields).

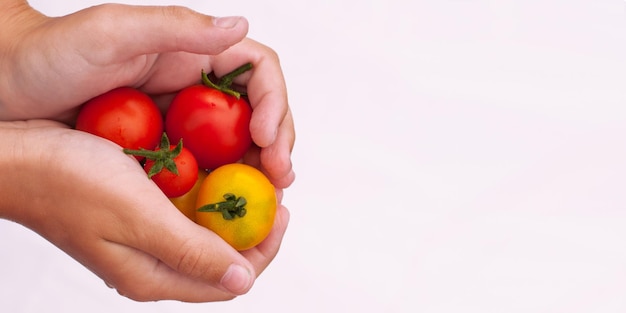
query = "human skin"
xmin=0 ymin=0 xmax=295 ymax=302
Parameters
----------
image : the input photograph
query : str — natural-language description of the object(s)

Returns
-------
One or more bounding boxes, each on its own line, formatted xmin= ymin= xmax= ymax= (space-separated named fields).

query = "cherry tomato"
xmin=169 ymin=170 xmax=209 ymax=222
xmin=76 ymin=87 xmax=163 ymax=153
xmin=196 ymin=163 xmax=276 ymax=251
xmin=165 ymin=64 xmax=254 ymax=170
xmin=165 ymin=85 xmax=252 ymax=170
xmin=123 ymin=134 xmax=199 ymax=198
xmin=144 ymin=145 xmax=198 ymax=198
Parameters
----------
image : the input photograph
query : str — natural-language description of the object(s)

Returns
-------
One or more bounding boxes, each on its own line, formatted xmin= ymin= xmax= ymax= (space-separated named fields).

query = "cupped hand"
xmin=0 ymin=3 xmax=294 ymax=188
xmin=0 ymin=120 xmax=290 ymax=302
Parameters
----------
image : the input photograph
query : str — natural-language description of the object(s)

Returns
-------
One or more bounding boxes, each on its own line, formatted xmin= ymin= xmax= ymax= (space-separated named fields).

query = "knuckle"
xmin=83 ymin=4 xmax=126 ymax=30
xmin=262 ymin=144 xmax=290 ymax=172
xmin=72 ymin=4 xmax=131 ymax=63
xmin=260 ymin=45 xmax=280 ymax=63
xmin=158 ymin=5 xmax=195 ymax=21
xmin=174 ymin=239 xmax=216 ymax=279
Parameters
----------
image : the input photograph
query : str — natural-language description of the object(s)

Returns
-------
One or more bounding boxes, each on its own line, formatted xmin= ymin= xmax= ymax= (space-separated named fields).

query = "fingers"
xmin=92 ymin=240 xmax=237 ymax=302
xmin=210 ymin=39 xmax=288 ymax=148
xmin=246 ymin=52 xmax=289 ymax=149
xmin=101 ymin=201 xmax=290 ymax=302
xmin=72 ymin=4 xmax=248 ymax=64
xmin=209 ymin=39 xmax=295 ymax=188
xmin=0 ymin=119 xmax=69 ymax=130
xmin=261 ymin=109 xmax=296 ymax=188
xmin=95 ymin=203 xmax=290 ymax=302
xmin=2 ymin=3 xmax=249 ymax=122
xmin=110 ymin=196 xmax=258 ymax=297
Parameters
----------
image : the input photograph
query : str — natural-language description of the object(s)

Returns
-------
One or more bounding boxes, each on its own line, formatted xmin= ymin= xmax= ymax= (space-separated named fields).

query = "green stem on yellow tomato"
xmin=197 ymin=193 xmax=247 ymax=220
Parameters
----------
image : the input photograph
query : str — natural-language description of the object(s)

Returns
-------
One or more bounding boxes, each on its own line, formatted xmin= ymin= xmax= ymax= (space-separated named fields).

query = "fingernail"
xmin=221 ymin=264 xmax=253 ymax=294
xmin=214 ymin=16 xmax=243 ymax=29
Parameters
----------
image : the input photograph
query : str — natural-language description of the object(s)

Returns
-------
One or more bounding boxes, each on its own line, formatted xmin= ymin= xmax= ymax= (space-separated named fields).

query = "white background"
xmin=2 ymin=0 xmax=626 ymax=312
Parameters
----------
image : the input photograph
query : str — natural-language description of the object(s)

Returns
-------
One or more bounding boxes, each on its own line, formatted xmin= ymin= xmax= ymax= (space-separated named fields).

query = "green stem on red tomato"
xmin=123 ymin=133 xmax=182 ymax=177
xmin=201 ymin=62 xmax=253 ymax=100
xmin=197 ymin=193 xmax=248 ymax=220
xmin=219 ymin=62 xmax=253 ymax=89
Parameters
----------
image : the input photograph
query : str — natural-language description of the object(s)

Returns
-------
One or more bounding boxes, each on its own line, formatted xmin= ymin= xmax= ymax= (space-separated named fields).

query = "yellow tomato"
xmin=169 ymin=170 xmax=209 ymax=222
xmin=195 ymin=163 xmax=276 ymax=251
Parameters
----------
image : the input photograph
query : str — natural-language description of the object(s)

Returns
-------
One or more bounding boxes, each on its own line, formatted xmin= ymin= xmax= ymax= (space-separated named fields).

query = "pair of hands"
xmin=0 ymin=3 xmax=294 ymax=302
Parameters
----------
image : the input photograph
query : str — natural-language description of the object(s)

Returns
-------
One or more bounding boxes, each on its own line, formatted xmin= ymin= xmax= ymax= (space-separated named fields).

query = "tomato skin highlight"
xmin=165 ymin=85 xmax=252 ymax=170
xmin=76 ymin=87 xmax=163 ymax=152
xmin=196 ymin=163 xmax=276 ymax=251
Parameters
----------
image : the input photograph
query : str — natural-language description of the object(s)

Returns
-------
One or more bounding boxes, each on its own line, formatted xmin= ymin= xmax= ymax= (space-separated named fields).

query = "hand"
xmin=0 ymin=2 xmax=295 ymax=302
xmin=0 ymin=3 xmax=295 ymax=188
xmin=0 ymin=120 xmax=290 ymax=302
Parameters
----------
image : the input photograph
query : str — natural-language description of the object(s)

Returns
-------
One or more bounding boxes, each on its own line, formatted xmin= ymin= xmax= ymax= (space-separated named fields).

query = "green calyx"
xmin=197 ymin=193 xmax=248 ymax=220
xmin=123 ymin=133 xmax=182 ymax=178
xmin=201 ymin=62 xmax=253 ymax=99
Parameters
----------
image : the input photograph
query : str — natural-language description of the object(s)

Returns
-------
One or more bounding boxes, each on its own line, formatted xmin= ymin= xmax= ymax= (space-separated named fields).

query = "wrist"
xmin=0 ymin=1 xmax=48 ymax=118
xmin=0 ymin=121 xmax=64 ymax=216
xmin=0 ymin=125 xmax=29 ymax=221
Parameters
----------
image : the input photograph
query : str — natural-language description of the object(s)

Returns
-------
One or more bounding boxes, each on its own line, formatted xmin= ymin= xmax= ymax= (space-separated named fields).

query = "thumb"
xmin=86 ymin=148 xmax=258 ymax=300
xmin=126 ymin=199 xmax=258 ymax=296
xmin=74 ymin=4 xmax=248 ymax=59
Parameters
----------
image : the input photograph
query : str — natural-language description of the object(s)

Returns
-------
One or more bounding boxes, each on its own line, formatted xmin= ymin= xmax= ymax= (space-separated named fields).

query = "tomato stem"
xmin=197 ymin=193 xmax=248 ymax=220
xmin=123 ymin=133 xmax=183 ymax=178
xmin=219 ymin=62 xmax=253 ymax=88
xmin=201 ymin=62 xmax=253 ymax=100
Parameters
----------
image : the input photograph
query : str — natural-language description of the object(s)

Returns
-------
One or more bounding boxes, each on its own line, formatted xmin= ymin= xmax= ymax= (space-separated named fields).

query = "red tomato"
xmin=76 ymin=87 xmax=163 ymax=152
xmin=144 ymin=144 xmax=199 ymax=198
xmin=165 ymin=85 xmax=252 ymax=170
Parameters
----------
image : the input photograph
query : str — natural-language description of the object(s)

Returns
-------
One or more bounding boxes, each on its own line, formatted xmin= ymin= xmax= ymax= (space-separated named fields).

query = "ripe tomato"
xmin=143 ymin=144 xmax=198 ymax=198
xmin=169 ymin=170 xmax=209 ymax=222
xmin=196 ymin=163 xmax=276 ymax=251
xmin=165 ymin=85 xmax=252 ymax=170
xmin=76 ymin=87 xmax=163 ymax=153
xmin=124 ymin=134 xmax=199 ymax=198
